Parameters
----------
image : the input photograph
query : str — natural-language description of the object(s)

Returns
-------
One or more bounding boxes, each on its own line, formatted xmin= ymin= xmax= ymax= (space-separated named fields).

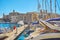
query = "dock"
xmin=3 ymin=25 xmax=28 ymax=40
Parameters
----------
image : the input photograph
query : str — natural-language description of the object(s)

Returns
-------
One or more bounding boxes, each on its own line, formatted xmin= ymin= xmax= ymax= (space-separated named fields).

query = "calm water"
xmin=0 ymin=23 xmax=20 ymax=33
xmin=17 ymin=30 xmax=34 ymax=40
xmin=0 ymin=23 xmax=19 ymax=28
xmin=17 ymin=30 xmax=29 ymax=40
xmin=17 ymin=33 xmax=25 ymax=40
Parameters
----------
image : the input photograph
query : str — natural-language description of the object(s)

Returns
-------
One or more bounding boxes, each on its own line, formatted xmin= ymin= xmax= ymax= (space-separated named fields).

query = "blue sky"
xmin=0 ymin=0 xmax=60 ymax=18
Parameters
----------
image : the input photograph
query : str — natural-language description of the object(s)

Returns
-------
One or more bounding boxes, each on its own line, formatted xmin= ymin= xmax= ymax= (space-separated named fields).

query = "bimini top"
xmin=32 ymin=21 xmax=39 ymax=25
xmin=46 ymin=17 xmax=60 ymax=22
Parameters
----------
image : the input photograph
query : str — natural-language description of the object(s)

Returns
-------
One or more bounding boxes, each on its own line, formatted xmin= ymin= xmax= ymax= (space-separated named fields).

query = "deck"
xmin=25 ymin=20 xmax=60 ymax=40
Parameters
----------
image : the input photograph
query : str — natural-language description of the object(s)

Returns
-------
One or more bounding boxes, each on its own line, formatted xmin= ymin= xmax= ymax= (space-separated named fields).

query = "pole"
xmin=37 ymin=0 xmax=40 ymax=12
xmin=41 ymin=0 xmax=44 ymax=19
xmin=45 ymin=0 xmax=46 ymax=10
xmin=55 ymin=0 xmax=56 ymax=18
xmin=42 ymin=0 xmax=44 ymax=10
xmin=50 ymin=0 xmax=52 ymax=18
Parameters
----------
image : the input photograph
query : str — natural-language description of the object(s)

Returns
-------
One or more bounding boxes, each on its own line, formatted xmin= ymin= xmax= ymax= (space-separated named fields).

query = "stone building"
xmin=3 ymin=10 xmax=38 ymax=24
xmin=3 ymin=10 xmax=60 ymax=23
xmin=0 ymin=18 xmax=4 ymax=22
xmin=24 ymin=12 xmax=39 ymax=24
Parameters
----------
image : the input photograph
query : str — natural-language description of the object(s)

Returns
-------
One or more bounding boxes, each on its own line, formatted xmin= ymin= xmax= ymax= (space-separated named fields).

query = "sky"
xmin=0 ymin=0 xmax=60 ymax=18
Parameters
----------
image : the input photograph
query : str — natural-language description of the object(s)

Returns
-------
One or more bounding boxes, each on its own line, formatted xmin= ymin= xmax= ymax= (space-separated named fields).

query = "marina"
xmin=0 ymin=0 xmax=60 ymax=40
xmin=0 ymin=18 xmax=60 ymax=40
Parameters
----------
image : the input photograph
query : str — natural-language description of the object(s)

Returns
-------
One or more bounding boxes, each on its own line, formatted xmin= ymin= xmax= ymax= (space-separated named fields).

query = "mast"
xmin=41 ymin=0 xmax=44 ymax=18
xmin=45 ymin=0 xmax=47 ymax=13
xmin=50 ymin=0 xmax=52 ymax=18
xmin=42 ymin=0 xmax=44 ymax=11
xmin=50 ymin=0 xmax=52 ymax=13
xmin=45 ymin=0 xmax=46 ymax=10
xmin=54 ymin=0 xmax=56 ymax=17
xmin=56 ymin=0 xmax=60 ymax=11
xmin=37 ymin=0 xmax=40 ymax=12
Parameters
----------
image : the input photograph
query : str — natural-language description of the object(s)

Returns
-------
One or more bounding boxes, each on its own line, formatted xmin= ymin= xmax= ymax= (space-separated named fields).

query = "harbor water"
xmin=0 ymin=22 xmax=20 ymax=33
xmin=17 ymin=30 xmax=34 ymax=40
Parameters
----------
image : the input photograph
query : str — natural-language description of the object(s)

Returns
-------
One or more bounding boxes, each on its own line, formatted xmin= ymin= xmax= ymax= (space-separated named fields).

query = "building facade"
xmin=3 ymin=10 xmax=38 ymax=24
xmin=3 ymin=10 xmax=60 ymax=23
xmin=0 ymin=18 xmax=4 ymax=22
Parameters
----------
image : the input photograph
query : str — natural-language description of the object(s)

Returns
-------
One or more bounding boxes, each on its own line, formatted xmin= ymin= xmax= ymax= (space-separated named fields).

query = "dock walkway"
xmin=4 ymin=25 xmax=28 ymax=40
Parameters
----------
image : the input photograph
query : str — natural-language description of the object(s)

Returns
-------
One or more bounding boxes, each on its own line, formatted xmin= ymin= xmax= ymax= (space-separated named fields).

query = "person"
xmin=13 ymin=26 xmax=16 ymax=30
xmin=13 ymin=26 xmax=17 ymax=34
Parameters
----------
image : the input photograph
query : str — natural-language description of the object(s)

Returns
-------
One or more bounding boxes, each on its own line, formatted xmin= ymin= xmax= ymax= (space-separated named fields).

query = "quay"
xmin=3 ymin=25 xmax=28 ymax=40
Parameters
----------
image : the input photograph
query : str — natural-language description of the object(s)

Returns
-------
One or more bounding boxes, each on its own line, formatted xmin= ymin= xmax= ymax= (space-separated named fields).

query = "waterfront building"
xmin=0 ymin=18 xmax=4 ymax=22
xmin=3 ymin=10 xmax=38 ymax=24
xmin=3 ymin=10 xmax=60 ymax=23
